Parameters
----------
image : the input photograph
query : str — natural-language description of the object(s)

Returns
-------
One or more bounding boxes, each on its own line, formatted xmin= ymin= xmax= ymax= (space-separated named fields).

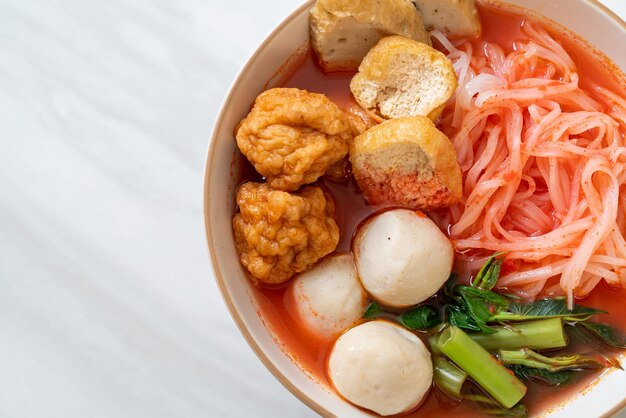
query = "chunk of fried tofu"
xmin=350 ymin=116 xmax=462 ymax=210
xmin=412 ymin=0 xmax=481 ymax=38
xmin=350 ymin=36 xmax=457 ymax=121
xmin=309 ymin=0 xmax=430 ymax=72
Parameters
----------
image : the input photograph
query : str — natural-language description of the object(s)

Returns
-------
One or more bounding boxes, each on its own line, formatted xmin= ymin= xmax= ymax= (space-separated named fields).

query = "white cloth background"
xmin=1 ymin=1 xmax=625 ymax=417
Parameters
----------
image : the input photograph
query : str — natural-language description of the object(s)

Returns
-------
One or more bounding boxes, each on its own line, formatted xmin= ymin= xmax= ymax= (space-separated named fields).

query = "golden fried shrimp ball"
xmin=232 ymin=182 xmax=340 ymax=285
xmin=236 ymin=88 xmax=363 ymax=191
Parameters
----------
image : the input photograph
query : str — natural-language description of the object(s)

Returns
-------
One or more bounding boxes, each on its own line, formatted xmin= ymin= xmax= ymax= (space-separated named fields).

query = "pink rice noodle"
xmin=432 ymin=22 xmax=626 ymax=308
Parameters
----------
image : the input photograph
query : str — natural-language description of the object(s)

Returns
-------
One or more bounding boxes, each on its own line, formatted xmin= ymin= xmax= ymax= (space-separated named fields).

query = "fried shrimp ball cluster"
xmin=236 ymin=88 xmax=363 ymax=191
xmin=232 ymin=87 xmax=359 ymax=284
xmin=232 ymin=182 xmax=340 ymax=285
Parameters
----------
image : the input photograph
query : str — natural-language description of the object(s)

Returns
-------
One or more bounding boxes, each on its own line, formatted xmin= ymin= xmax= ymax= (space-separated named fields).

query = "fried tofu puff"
xmin=309 ymin=0 xmax=430 ymax=72
xmin=350 ymin=36 xmax=458 ymax=122
xmin=412 ymin=0 xmax=481 ymax=38
xmin=236 ymin=88 xmax=364 ymax=191
xmin=232 ymin=182 xmax=340 ymax=285
xmin=350 ymin=116 xmax=462 ymax=210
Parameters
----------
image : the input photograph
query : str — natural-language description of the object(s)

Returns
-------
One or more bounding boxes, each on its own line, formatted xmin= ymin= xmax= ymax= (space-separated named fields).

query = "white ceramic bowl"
xmin=204 ymin=1 xmax=626 ymax=416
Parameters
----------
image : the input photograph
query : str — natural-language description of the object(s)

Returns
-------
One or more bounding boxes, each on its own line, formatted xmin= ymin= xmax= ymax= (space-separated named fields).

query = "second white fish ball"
xmin=354 ymin=209 xmax=453 ymax=308
xmin=290 ymin=254 xmax=367 ymax=336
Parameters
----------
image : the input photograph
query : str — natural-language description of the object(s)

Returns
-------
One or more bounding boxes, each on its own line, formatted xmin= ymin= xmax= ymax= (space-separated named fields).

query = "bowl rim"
xmin=203 ymin=1 xmax=626 ymax=417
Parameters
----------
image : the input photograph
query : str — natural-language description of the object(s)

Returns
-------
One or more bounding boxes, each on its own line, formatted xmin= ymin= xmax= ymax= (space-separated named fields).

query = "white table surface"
xmin=2 ymin=1 xmax=625 ymax=417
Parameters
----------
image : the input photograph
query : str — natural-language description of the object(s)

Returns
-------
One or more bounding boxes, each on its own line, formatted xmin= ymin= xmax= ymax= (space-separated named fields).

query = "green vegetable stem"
xmin=490 ymin=298 xmax=605 ymax=322
xmin=431 ymin=325 xmax=527 ymax=409
xmin=468 ymin=318 xmax=567 ymax=351
xmin=498 ymin=348 xmax=604 ymax=372
xmin=471 ymin=252 xmax=506 ymax=291
xmin=433 ymin=356 xmax=467 ymax=400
